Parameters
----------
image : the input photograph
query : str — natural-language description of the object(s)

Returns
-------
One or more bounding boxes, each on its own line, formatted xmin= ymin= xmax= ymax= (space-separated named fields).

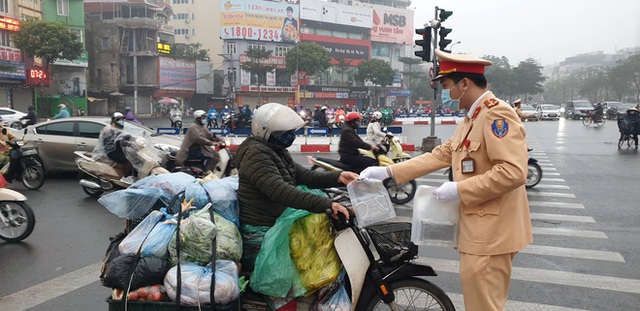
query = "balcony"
xmin=159 ymin=24 xmax=174 ymax=35
xmin=105 ymin=17 xmax=160 ymax=30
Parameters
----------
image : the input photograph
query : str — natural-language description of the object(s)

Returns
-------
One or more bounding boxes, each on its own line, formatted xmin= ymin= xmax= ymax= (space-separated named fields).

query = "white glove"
xmin=434 ymin=181 xmax=460 ymax=201
xmin=359 ymin=166 xmax=391 ymax=181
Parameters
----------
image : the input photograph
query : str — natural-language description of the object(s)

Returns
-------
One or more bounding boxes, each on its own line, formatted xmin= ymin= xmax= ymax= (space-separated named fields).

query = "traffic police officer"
xmin=360 ymin=49 xmax=533 ymax=311
xmin=513 ymin=98 xmax=536 ymax=120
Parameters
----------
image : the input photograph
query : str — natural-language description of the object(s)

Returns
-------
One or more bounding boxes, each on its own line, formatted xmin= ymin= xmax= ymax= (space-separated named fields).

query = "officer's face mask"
xmin=441 ymin=80 xmax=466 ymax=111
xmin=268 ymin=130 xmax=297 ymax=148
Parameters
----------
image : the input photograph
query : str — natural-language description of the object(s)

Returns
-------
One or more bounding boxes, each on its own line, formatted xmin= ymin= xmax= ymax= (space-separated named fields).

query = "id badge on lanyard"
xmin=461 ymin=139 xmax=475 ymax=174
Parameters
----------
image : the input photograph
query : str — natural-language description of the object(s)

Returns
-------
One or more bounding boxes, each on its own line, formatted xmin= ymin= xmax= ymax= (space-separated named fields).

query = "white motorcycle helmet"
xmin=193 ymin=109 xmax=206 ymax=119
xmin=373 ymin=111 xmax=382 ymax=121
xmin=252 ymin=103 xmax=305 ymax=140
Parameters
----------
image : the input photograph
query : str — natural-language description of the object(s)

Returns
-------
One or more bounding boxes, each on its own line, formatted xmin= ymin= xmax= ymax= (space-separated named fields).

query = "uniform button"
xmin=455 ymin=166 xmax=460 ymax=171
xmin=478 ymin=209 xmax=485 ymax=215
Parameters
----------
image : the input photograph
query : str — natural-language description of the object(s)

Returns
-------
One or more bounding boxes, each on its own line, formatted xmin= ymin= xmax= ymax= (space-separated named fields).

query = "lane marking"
xmin=532 ymin=184 xmax=570 ymax=190
xmin=544 ymin=172 xmax=560 ymax=176
xmin=523 ymin=245 xmax=624 ymax=262
xmin=531 ymin=212 xmax=595 ymax=223
xmin=538 ymin=163 xmax=555 ymax=167
xmin=0 ymin=262 xmax=102 ymax=311
xmin=528 ymin=201 xmax=584 ymax=209
xmin=539 ymin=178 xmax=565 ymax=183
xmin=528 ymin=192 xmax=576 ymax=198
xmin=416 ymin=258 xmax=640 ymax=295
xmin=532 ymin=227 xmax=608 ymax=239
xmin=446 ymin=293 xmax=590 ymax=311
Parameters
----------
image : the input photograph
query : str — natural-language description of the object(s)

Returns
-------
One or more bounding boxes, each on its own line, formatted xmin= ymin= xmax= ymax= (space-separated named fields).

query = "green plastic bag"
xmin=250 ymin=207 xmax=310 ymax=298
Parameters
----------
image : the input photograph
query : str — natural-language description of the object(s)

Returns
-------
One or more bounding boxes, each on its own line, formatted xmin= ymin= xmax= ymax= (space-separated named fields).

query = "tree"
xmin=14 ymin=19 xmax=83 ymax=69
xmin=240 ymin=46 xmax=276 ymax=102
xmin=355 ymin=59 xmax=395 ymax=107
xmin=482 ymin=55 xmax=516 ymax=100
xmin=398 ymin=57 xmax=429 ymax=104
xmin=512 ymin=58 xmax=545 ymax=100
xmin=285 ymin=42 xmax=331 ymax=79
xmin=334 ymin=58 xmax=353 ymax=86
xmin=171 ymin=43 xmax=210 ymax=61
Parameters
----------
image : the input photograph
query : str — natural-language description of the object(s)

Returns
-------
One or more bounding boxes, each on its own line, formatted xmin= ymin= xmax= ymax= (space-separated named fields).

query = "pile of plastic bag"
xmin=100 ymin=175 xmax=245 ymax=307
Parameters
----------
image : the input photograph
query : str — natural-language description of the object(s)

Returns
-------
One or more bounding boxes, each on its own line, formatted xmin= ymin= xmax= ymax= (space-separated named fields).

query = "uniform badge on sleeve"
xmin=491 ymin=119 xmax=509 ymax=138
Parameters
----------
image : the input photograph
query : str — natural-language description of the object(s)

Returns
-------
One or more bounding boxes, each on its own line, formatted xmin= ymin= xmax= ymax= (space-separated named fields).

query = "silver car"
xmin=536 ymin=104 xmax=561 ymax=120
xmin=18 ymin=117 xmax=181 ymax=173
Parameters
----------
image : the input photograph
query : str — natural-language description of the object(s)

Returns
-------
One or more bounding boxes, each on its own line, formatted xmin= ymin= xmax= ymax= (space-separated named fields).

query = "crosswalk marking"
xmin=528 ymin=201 xmax=584 ymax=209
xmin=538 ymin=163 xmax=555 ymax=167
xmin=446 ymin=293 xmax=590 ymax=311
xmin=532 ymin=227 xmax=608 ymax=239
xmin=416 ymin=257 xmax=640 ymax=295
xmin=543 ymin=172 xmax=560 ymax=176
xmin=531 ymin=184 xmax=570 ymax=190
xmin=523 ymin=245 xmax=625 ymax=262
xmin=539 ymin=178 xmax=565 ymax=183
xmin=528 ymin=191 xmax=576 ymax=198
xmin=531 ymin=212 xmax=595 ymax=223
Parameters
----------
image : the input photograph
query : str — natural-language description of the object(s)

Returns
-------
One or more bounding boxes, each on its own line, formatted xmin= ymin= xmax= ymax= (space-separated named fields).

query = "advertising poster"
xmin=316 ymin=41 xmax=369 ymax=60
xmin=196 ymin=60 xmax=214 ymax=94
xmin=300 ymin=0 xmax=372 ymax=29
xmin=220 ymin=0 xmax=299 ymax=43
xmin=158 ymin=57 xmax=196 ymax=91
xmin=355 ymin=3 xmax=414 ymax=44
xmin=266 ymin=70 xmax=276 ymax=86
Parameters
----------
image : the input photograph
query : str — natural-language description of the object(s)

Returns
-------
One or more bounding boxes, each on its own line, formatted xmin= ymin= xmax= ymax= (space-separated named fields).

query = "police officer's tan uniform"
xmin=390 ymin=51 xmax=533 ymax=311
xmin=513 ymin=99 xmax=534 ymax=120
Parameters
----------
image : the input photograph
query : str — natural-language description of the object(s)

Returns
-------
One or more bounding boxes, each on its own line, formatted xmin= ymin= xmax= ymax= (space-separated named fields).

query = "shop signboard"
xmin=300 ymin=0 xmax=372 ymax=29
xmin=52 ymin=51 xmax=89 ymax=68
xmin=316 ymin=41 xmax=369 ymax=60
xmin=239 ymin=54 xmax=287 ymax=70
xmin=355 ymin=3 xmax=414 ymax=44
xmin=220 ymin=0 xmax=299 ymax=43
xmin=387 ymin=89 xmax=411 ymax=97
xmin=158 ymin=57 xmax=196 ymax=91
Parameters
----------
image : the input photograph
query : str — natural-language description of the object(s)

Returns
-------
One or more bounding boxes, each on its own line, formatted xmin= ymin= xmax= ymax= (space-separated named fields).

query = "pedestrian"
xmin=360 ymin=50 xmax=533 ymax=311
xmin=52 ymin=104 xmax=70 ymax=119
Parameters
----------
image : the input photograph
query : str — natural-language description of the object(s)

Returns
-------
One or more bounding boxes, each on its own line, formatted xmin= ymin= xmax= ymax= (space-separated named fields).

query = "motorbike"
xmin=308 ymin=134 xmax=417 ymax=205
xmin=75 ymin=145 xmax=171 ymax=198
xmin=445 ymin=148 xmax=542 ymax=188
xmin=241 ymin=187 xmax=455 ymax=311
xmin=165 ymin=140 xmax=237 ymax=179
xmin=2 ymin=141 xmax=46 ymax=190
xmin=207 ymin=112 xmax=218 ymax=128
xmin=221 ymin=112 xmax=233 ymax=129
xmin=169 ymin=111 xmax=183 ymax=129
xmin=0 ymin=179 xmax=35 ymax=242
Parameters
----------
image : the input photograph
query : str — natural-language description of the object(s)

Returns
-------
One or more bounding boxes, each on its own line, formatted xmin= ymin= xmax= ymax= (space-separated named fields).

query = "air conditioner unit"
xmin=185 ymin=19 xmax=190 ymax=24
xmin=185 ymin=34 xmax=191 ymax=38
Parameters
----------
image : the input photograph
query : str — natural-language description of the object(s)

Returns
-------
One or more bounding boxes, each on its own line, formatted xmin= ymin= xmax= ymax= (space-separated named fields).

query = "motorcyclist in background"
xmin=318 ymin=106 xmax=329 ymax=128
xmin=594 ymin=103 xmax=605 ymax=121
xmin=365 ymin=111 xmax=387 ymax=146
xmin=20 ymin=106 xmax=37 ymax=126
xmin=93 ymin=112 xmax=134 ymax=178
xmin=339 ymin=112 xmax=379 ymax=173
xmin=175 ymin=110 xmax=221 ymax=171
xmin=169 ymin=105 xmax=182 ymax=128
xmin=52 ymin=104 xmax=70 ymax=119
xmin=207 ymin=105 xmax=219 ymax=128
xmin=124 ymin=107 xmax=141 ymax=124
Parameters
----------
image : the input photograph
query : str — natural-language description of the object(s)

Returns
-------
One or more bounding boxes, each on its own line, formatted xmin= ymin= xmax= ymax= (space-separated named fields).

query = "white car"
xmin=0 ymin=107 xmax=27 ymax=128
xmin=536 ymin=104 xmax=561 ymax=120
xmin=520 ymin=105 xmax=540 ymax=121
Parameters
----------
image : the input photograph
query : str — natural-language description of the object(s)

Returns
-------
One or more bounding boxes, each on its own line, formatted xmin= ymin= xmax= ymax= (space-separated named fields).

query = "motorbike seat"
xmin=316 ymin=157 xmax=353 ymax=171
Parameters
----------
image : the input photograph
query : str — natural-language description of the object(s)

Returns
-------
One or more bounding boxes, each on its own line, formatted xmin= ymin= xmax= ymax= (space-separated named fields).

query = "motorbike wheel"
xmin=365 ymin=278 xmax=455 ymax=311
xmin=581 ymin=118 xmax=592 ymax=127
xmin=83 ymin=186 xmax=103 ymax=198
xmin=595 ymin=118 xmax=605 ymax=127
xmin=0 ymin=201 xmax=35 ymax=242
xmin=21 ymin=163 xmax=45 ymax=190
xmin=176 ymin=121 xmax=183 ymax=129
xmin=526 ymin=162 xmax=543 ymax=189
xmin=10 ymin=122 xmax=22 ymax=130
xmin=384 ymin=178 xmax=416 ymax=205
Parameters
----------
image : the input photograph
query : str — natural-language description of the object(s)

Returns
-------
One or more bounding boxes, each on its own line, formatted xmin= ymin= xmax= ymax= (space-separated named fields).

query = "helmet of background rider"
xmin=112 ymin=112 xmax=124 ymax=122
xmin=193 ymin=110 xmax=206 ymax=120
xmin=252 ymin=103 xmax=305 ymax=140
xmin=321 ymin=106 xmax=327 ymax=111
xmin=372 ymin=111 xmax=382 ymax=120
xmin=346 ymin=111 xmax=362 ymax=123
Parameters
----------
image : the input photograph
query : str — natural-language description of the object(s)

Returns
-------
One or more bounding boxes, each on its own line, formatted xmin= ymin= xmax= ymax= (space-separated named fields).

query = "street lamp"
xmin=450 ymin=41 xmax=462 ymax=51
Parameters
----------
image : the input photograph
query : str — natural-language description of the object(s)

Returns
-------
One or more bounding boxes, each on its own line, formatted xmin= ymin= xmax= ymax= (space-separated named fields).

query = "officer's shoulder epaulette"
xmin=484 ymin=98 xmax=500 ymax=109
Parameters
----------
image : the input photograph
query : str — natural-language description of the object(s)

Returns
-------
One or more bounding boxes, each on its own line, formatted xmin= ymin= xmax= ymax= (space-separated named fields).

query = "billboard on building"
xmin=220 ymin=0 xmax=299 ymax=43
xmin=158 ymin=57 xmax=196 ymax=91
xmin=316 ymin=41 xmax=369 ymax=60
xmin=196 ymin=60 xmax=214 ymax=94
xmin=355 ymin=3 xmax=414 ymax=44
xmin=300 ymin=0 xmax=372 ymax=29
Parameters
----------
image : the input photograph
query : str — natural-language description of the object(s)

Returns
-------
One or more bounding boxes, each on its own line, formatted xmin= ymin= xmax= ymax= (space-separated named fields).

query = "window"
xmin=247 ymin=43 xmax=266 ymax=51
xmin=225 ymin=42 xmax=237 ymax=55
xmin=275 ymin=69 xmax=290 ymax=86
xmin=0 ymin=0 xmax=7 ymax=13
xmin=57 ymin=0 xmax=69 ymax=16
xmin=96 ymin=68 xmax=102 ymax=78
xmin=172 ymin=0 xmax=188 ymax=4
xmin=0 ymin=109 xmax=15 ymax=116
xmin=174 ymin=28 xmax=189 ymax=35
xmin=102 ymin=37 xmax=109 ymax=48
xmin=274 ymin=45 xmax=291 ymax=57
xmin=0 ymin=31 xmax=9 ymax=47
xmin=333 ymin=31 xmax=348 ymax=38
xmin=227 ymin=67 xmax=237 ymax=85
xmin=36 ymin=122 xmax=74 ymax=136
xmin=77 ymin=122 xmax=104 ymax=139
xmin=372 ymin=43 xmax=390 ymax=57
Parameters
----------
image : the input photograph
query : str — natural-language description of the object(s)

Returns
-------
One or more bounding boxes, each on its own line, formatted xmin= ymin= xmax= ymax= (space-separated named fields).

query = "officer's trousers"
xmin=459 ymin=251 xmax=518 ymax=311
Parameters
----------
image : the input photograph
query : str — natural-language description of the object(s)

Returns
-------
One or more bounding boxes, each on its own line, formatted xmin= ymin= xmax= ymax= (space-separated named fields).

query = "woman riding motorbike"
xmin=364 ymin=111 xmax=387 ymax=145
xmin=235 ymin=103 xmax=356 ymax=271
xmin=339 ymin=112 xmax=379 ymax=173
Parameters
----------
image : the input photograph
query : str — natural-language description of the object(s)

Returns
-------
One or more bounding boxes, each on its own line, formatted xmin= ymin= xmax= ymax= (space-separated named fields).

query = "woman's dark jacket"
xmin=338 ymin=125 xmax=372 ymax=159
xmin=236 ymin=136 xmax=341 ymax=226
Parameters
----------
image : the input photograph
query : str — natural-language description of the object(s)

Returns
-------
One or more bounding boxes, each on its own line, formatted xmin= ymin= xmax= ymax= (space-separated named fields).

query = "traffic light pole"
xmin=422 ymin=6 xmax=442 ymax=152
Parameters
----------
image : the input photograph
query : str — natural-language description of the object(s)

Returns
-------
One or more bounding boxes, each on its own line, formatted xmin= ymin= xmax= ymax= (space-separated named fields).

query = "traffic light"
xmin=438 ymin=27 xmax=452 ymax=53
xmin=439 ymin=9 xmax=453 ymax=22
xmin=414 ymin=27 xmax=432 ymax=61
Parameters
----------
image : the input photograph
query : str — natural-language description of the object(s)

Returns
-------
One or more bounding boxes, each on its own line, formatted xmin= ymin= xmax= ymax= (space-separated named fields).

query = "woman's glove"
xmin=434 ymin=182 xmax=460 ymax=201
xmin=359 ymin=166 xmax=391 ymax=181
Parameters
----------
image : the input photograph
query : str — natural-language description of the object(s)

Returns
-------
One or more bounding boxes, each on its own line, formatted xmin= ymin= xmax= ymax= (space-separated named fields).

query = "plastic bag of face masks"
xmin=289 ymin=213 xmax=340 ymax=293
xmin=164 ymin=261 xmax=240 ymax=306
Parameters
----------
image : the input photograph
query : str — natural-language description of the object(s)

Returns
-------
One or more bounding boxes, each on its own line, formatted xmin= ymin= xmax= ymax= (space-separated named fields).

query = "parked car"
xmin=520 ymin=104 xmax=540 ymax=121
xmin=0 ymin=107 xmax=27 ymax=128
xmin=536 ymin=104 xmax=561 ymax=120
xmin=17 ymin=117 xmax=181 ymax=173
xmin=564 ymin=100 xmax=593 ymax=119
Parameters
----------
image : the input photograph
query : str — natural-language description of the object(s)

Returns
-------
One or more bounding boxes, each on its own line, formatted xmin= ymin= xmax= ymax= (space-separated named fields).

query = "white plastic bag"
xmin=411 ymin=186 xmax=460 ymax=247
xmin=347 ymin=179 xmax=395 ymax=227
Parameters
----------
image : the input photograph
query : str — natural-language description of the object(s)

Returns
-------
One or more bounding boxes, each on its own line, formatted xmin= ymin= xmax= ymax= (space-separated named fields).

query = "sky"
xmin=411 ymin=0 xmax=640 ymax=66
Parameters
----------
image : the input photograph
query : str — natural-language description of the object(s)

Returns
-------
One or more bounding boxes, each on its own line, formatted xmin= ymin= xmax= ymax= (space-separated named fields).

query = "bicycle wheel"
xmin=365 ymin=278 xmax=455 ymax=311
xmin=582 ymin=118 xmax=591 ymax=127
xmin=627 ymin=136 xmax=634 ymax=148
xmin=618 ymin=138 xmax=624 ymax=149
xmin=595 ymin=118 xmax=605 ymax=127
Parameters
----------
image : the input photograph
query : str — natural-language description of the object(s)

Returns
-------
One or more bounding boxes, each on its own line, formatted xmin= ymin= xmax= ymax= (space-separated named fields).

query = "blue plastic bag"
xmin=202 ymin=176 xmax=240 ymax=227
xmin=118 ymin=210 xmax=163 ymax=254
xmin=250 ymin=207 xmax=310 ymax=298
xmin=141 ymin=218 xmax=177 ymax=257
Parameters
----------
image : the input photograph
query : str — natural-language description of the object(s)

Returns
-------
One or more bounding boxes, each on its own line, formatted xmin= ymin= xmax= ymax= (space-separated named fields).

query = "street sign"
xmin=307 ymin=128 xmax=329 ymax=136
xmin=209 ymin=128 xmax=231 ymax=135
xmin=157 ymin=127 xmax=180 ymax=135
